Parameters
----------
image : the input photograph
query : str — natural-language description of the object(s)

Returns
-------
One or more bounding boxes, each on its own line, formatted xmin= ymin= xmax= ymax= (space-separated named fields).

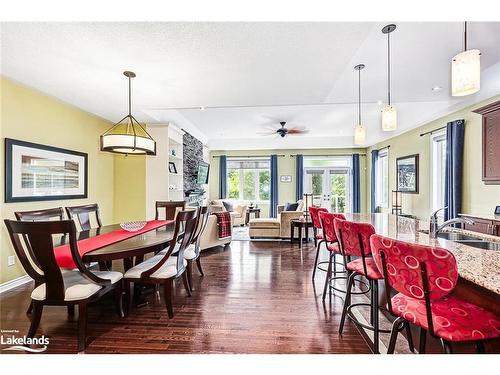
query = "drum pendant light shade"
xmin=452 ymin=23 xmax=480 ymax=97
xmin=353 ymin=64 xmax=366 ymax=146
xmin=381 ymin=24 xmax=397 ymax=132
xmin=100 ymin=71 xmax=156 ymax=155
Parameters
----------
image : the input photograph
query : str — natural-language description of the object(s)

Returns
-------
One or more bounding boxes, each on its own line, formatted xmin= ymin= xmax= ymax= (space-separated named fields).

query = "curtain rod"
xmin=211 ymin=154 xmax=285 ymax=158
xmin=420 ymin=126 xmax=446 ymax=137
xmin=289 ymin=153 xmax=366 ymax=157
xmin=375 ymin=145 xmax=391 ymax=152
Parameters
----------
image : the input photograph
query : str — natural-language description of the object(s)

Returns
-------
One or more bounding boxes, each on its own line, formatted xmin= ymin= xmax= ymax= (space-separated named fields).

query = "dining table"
xmin=54 ymin=221 xmax=176 ymax=306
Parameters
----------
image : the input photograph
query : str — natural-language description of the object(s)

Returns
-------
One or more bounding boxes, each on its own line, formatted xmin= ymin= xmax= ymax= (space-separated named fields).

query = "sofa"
xmin=209 ymin=199 xmax=248 ymax=226
xmin=199 ymin=212 xmax=234 ymax=250
xmin=248 ymin=200 xmax=304 ymax=239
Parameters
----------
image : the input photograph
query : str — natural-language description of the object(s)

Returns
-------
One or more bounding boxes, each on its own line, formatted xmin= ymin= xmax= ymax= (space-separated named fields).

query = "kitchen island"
xmin=344 ymin=214 xmax=500 ymax=313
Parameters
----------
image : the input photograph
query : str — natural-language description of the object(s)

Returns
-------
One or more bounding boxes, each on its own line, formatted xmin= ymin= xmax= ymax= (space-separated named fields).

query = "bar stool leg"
xmin=387 ymin=317 xmax=405 ymax=354
xmin=322 ymin=252 xmax=334 ymax=300
xmin=440 ymin=339 xmax=453 ymax=354
xmin=475 ymin=341 xmax=485 ymax=353
xmin=418 ymin=327 xmax=426 ymax=354
xmin=372 ymin=280 xmax=379 ymax=354
xmin=338 ymin=272 xmax=355 ymax=334
xmin=312 ymin=240 xmax=322 ymax=281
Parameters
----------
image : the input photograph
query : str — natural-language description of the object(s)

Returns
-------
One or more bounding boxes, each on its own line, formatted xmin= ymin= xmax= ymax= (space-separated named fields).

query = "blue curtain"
xmin=444 ymin=119 xmax=465 ymax=221
xmin=219 ymin=155 xmax=227 ymax=199
xmin=296 ymin=154 xmax=304 ymax=201
xmin=370 ymin=150 xmax=379 ymax=213
xmin=352 ymin=154 xmax=361 ymax=213
xmin=270 ymin=154 xmax=279 ymax=218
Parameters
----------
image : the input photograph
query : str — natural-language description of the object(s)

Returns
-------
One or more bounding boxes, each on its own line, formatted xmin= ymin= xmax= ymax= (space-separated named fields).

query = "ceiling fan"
xmin=259 ymin=121 xmax=309 ymax=138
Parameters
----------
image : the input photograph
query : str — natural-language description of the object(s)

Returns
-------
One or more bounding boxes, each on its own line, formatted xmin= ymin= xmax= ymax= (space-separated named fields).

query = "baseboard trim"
xmin=0 ymin=275 xmax=32 ymax=294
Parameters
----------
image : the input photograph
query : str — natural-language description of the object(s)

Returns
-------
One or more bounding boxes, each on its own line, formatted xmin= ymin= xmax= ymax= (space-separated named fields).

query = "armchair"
xmin=249 ymin=200 xmax=304 ymax=239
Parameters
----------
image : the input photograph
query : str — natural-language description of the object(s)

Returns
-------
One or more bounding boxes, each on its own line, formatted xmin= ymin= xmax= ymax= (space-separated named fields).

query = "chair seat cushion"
xmin=391 ymin=293 xmax=500 ymax=342
xmin=31 ymin=270 xmax=122 ymax=302
xmin=248 ymin=218 xmax=280 ymax=228
xmin=124 ymin=254 xmax=187 ymax=279
xmin=346 ymin=257 xmax=384 ymax=279
xmin=326 ymin=243 xmax=340 ymax=252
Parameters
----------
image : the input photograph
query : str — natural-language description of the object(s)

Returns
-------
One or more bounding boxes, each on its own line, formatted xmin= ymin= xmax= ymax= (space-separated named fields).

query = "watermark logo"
xmin=1 ymin=329 xmax=49 ymax=353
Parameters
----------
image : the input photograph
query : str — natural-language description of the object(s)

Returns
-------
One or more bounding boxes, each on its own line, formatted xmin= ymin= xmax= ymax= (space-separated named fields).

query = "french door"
xmin=304 ymin=167 xmax=351 ymax=213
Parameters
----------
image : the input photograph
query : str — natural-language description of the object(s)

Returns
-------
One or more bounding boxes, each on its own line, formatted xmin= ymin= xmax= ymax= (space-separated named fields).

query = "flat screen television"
xmin=196 ymin=162 xmax=210 ymax=184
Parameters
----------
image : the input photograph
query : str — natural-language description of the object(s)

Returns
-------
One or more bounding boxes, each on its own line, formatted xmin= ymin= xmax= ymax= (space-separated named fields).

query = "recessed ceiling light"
xmin=432 ymin=86 xmax=443 ymax=92
xmin=200 ymin=106 xmax=206 ymax=111
xmin=376 ymin=100 xmax=383 ymax=106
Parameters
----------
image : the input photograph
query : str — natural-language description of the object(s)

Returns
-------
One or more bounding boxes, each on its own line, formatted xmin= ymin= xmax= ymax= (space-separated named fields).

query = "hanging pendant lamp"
xmin=452 ymin=21 xmax=481 ymax=97
xmin=381 ymin=24 xmax=397 ymax=132
xmin=353 ymin=64 xmax=366 ymax=146
xmin=100 ymin=71 xmax=156 ymax=155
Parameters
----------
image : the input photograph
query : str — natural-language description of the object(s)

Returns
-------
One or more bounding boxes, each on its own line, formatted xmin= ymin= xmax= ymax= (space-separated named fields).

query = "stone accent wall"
xmin=183 ymin=131 xmax=204 ymax=192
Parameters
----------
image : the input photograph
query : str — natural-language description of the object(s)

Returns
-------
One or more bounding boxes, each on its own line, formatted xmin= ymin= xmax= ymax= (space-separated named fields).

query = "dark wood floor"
xmin=0 ymin=239 xmax=373 ymax=354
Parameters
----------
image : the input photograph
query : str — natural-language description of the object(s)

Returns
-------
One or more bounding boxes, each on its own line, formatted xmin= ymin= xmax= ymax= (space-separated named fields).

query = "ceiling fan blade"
xmin=287 ymin=128 xmax=310 ymax=135
xmin=257 ymin=130 xmax=278 ymax=136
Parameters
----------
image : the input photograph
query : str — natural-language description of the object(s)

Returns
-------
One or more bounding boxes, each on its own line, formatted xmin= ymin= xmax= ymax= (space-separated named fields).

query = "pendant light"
xmin=381 ymin=24 xmax=397 ymax=132
xmin=100 ymin=71 xmax=156 ymax=155
xmin=452 ymin=21 xmax=481 ymax=96
xmin=353 ymin=64 xmax=366 ymax=146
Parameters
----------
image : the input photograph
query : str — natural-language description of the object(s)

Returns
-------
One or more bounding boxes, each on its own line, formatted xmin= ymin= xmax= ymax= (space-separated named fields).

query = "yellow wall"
xmin=113 ymin=154 xmax=146 ymax=222
xmin=0 ymin=76 xmax=115 ymax=284
xmin=366 ymin=95 xmax=500 ymax=220
xmin=209 ymin=148 xmax=368 ymax=217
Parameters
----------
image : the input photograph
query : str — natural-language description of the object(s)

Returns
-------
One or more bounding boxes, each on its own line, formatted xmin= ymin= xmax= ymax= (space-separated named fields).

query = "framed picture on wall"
xmin=168 ymin=161 xmax=178 ymax=174
xmin=280 ymin=175 xmax=292 ymax=183
xmin=396 ymin=154 xmax=419 ymax=193
xmin=5 ymin=138 xmax=88 ymax=203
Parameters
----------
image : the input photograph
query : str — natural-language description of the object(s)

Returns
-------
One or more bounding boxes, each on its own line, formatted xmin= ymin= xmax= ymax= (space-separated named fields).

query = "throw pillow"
xmin=284 ymin=202 xmax=299 ymax=211
xmin=222 ymin=200 xmax=234 ymax=212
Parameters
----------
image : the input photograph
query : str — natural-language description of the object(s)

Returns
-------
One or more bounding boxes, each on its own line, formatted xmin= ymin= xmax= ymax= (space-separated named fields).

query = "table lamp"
xmin=303 ymin=193 xmax=313 ymax=220
xmin=391 ymin=190 xmax=402 ymax=215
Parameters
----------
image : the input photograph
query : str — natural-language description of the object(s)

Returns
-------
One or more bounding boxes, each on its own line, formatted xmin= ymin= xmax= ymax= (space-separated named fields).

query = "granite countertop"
xmin=344 ymin=213 xmax=500 ymax=295
xmin=459 ymin=213 xmax=500 ymax=221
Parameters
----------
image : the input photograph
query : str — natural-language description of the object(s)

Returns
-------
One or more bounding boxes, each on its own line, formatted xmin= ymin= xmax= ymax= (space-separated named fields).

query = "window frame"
xmin=375 ymin=148 xmax=389 ymax=209
xmin=430 ymin=130 xmax=447 ymax=215
xmin=227 ymin=158 xmax=270 ymax=202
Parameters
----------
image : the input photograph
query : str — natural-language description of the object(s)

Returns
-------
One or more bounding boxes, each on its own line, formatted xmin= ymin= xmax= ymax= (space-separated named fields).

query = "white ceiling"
xmin=2 ymin=22 xmax=500 ymax=149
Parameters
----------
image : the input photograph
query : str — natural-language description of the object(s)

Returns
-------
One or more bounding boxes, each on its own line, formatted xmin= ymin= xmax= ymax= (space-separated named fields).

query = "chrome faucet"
xmin=429 ymin=207 xmax=474 ymax=238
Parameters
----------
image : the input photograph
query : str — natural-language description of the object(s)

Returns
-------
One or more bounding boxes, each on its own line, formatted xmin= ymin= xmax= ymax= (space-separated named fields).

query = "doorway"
xmin=304 ymin=167 xmax=351 ymax=213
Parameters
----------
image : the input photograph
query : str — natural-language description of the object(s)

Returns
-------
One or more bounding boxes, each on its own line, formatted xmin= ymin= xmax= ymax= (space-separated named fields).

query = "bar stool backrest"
xmin=319 ymin=212 xmax=345 ymax=243
xmin=370 ymin=234 xmax=458 ymax=301
xmin=309 ymin=207 xmax=328 ymax=230
xmin=334 ymin=218 xmax=375 ymax=257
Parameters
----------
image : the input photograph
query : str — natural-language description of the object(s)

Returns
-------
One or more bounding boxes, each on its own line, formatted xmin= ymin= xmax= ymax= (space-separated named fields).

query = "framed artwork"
xmin=280 ymin=175 xmax=292 ymax=183
xmin=5 ymin=138 xmax=88 ymax=203
xmin=168 ymin=161 xmax=178 ymax=174
xmin=396 ymin=154 xmax=419 ymax=193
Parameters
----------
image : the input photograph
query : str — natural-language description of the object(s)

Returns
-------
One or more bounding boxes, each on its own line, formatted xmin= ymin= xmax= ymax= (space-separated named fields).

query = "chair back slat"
xmin=370 ymin=234 xmax=458 ymax=301
xmin=191 ymin=206 xmax=209 ymax=245
xmin=65 ymin=203 xmax=102 ymax=231
xmin=309 ymin=207 xmax=328 ymax=229
xmin=155 ymin=201 xmax=186 ymax=221
xmin=14 ymin=207 xmax=65 ymax=279
xmin=333 ymin=218 xmax=375 ymax=257
xmin=4 ymin=219 xmax=78 ymax=302
xmin=319 ymin=212 xmax=345 ymax=243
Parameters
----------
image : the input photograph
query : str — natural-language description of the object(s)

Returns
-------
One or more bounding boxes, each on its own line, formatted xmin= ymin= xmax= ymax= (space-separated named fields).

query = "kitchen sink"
xmin=436 ymin=232 xmax=483 ymax=241
xmin=456 ymin=240 xmax=500 ymax=251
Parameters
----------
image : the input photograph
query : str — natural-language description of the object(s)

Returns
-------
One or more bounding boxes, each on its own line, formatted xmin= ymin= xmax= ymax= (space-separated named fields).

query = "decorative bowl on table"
xmin=120 ymin=221 xmax=147 ymax=232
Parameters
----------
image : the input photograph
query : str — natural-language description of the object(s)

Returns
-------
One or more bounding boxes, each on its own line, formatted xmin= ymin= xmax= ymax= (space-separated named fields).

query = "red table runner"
xmin=54 ymin=220 xmax=173 ymax=268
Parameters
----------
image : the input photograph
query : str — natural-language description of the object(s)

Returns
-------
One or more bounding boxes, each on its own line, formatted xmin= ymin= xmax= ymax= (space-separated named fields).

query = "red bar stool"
xmin=310 ymin=206 xmax=329 ymax=280
xmin=335 ymin=218 xmax=401 ymax=354
xmin=371 ymin=234 xmax=500 ymax=354
xmin=319 ymin=212 xmax=350 ymax=300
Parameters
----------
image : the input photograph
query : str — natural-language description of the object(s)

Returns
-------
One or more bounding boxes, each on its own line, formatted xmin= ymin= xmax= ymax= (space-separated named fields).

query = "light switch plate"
xmin=7 ymin=256 xmax=15 ymax=266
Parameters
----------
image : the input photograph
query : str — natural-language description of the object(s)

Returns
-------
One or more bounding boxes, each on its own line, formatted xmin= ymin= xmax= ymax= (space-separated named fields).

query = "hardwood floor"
xmin=0 ymin=240 xmax=371 ymax=354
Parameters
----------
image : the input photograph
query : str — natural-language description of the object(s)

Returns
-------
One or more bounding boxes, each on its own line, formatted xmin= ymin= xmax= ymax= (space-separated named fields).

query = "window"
xmin=431 ymin=131 xmax=447 ymax=213
xmin=376 ymin=149 xmax=389 ymax=209
xmin=227 ymin=158 xmax=270 ymax=202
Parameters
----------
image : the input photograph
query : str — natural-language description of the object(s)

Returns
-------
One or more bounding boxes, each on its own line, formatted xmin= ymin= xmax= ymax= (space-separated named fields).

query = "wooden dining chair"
xmin=65 ymin=203 xmax=103 ymax=231
xmin=3 ymin=219 xmax=124 ymax=352
xmin=14 ymin=207 xmax=65 ymax=315
xmin=124 ymin=209 xmax=198 ymax=318
xmin=177 ymin=206 xmax=210 ymax=290
xmin=155 ymin=201 xmax=186 ymax=221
